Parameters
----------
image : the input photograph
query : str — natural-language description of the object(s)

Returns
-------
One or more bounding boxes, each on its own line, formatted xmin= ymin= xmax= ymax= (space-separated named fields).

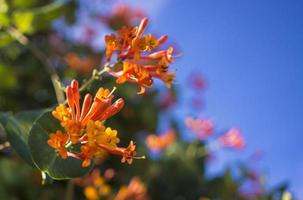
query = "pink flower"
xmin=218 ymin=128 xmax=245 ymax=150
xmin=188 ymin=72 xmax=206 ymax=91
xmin=160 ymin=91 xmax=176 ymax=110
xmin=185 ymin=117 xmax=214 ymax=140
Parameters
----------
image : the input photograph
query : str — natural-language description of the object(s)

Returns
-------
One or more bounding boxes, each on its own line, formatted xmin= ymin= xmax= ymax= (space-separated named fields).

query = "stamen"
xmin=107 ymin=86 xmax=117 ymax=98
xmin=172 ymin=52 xmax=184 ymax=58
xmin=133 ymin=155 xmax=146 ymax=160
xmin=65 ymin=141 xmax=73 ymax=148
xmin=67 ymin=152 xmax=81 ymax=159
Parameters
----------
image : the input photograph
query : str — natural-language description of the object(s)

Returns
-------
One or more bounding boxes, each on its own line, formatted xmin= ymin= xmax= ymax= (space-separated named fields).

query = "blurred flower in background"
xmin=0 ymin=0 xmax=295 ymax=199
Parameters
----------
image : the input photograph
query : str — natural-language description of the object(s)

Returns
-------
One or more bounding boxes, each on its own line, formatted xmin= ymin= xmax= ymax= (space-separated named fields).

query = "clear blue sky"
xmin=128 ymin=0 xmax=303 ymax=196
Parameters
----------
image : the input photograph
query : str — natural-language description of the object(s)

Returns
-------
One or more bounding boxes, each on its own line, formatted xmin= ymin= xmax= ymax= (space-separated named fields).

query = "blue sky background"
xmin=127 ymin=0 xmax=303 ymax=197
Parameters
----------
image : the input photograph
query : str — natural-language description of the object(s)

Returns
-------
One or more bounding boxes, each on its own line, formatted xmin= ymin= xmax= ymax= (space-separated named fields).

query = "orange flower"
xmin=109 ymin=62 xmax=153 ymax=94
xmin=218 ymin=128 xmax=245 ymax=150
xmin=48 ymin=80 xmax=142 ymax=167
xmin=145 ymin=129 xmax=176 ymax=152
xmin=75 ymin=169 xmax=112 ymax=200
xmin=105 ymin=34 xmax=120 ymax=62
xmin=47 ymin=130 xmax=69 ymax=159
xmin=80 ymin=144 xmax=98 ymax=168
xmin=105 ymin=18 xmax=175 ymax=94
xmin=96 ymin=140 xmax=140 ymax=165
xmin=114 ymin=177 xmax=150 ymax=200
xmin=65 ymin=52 xmax=97 ymax=74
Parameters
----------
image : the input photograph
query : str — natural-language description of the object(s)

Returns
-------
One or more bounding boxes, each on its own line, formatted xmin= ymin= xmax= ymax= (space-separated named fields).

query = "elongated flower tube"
xmin=105 ymin=18 xmax=176 ymax=94
xmin=48 ymin=79 xmax=143 ymax=167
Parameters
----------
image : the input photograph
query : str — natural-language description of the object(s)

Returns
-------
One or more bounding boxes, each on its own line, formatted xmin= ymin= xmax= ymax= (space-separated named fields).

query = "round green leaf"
xmin=28 ymin=111 xmax=92 ymax=179
xmin=0 ymin=112 xmax=35 ymax=166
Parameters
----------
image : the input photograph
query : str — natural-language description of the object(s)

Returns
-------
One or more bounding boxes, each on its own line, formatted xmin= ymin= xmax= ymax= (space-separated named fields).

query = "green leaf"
xmin=0 ymin=13 xmax=10 ymax=28
xmin=12 ymin=0 xmax=39 ymax=8
xmin=0 ymin=112 xmax=35 ymax=166
xmin=0 ymin=31 xmax=14 ymax=47
xmin=28 ymin=111 xmax=92 ymax=179
xmin=15 ymin=110 xmax=45 ymax=135
xmin=0 ymin=63 xmax=17 ymax=88
xmin=13 ymin=11 xmax=34 ymax=33
xmin=13 ymin=1 xmax=67 ymax=34
xmin=0 ymin=0 xmax=10 ymax=28
xmin=0 ymin=0 xmax=9 ymax=13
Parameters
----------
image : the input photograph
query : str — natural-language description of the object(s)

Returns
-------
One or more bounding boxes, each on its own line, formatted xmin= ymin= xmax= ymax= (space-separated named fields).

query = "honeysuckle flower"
xmin=48 ymin=80 xmax=142 ymax=167
xmin=96 ymin=140 xmax=140 ymax=165
xmin=47 ymin=130 xmax=69 ymax=159
xmin=101 ymin=3 xmax=145 ymax=29
xmin=159 ymin=91 xmax=176 ymax=110
xmin=107 ymin=60 xmax=175 ymax=94
xmin=145 ymin=129 xmax=176 ymax=152
xmin=218 ymin=128 xmax=245 ymax=150
xmin=185 ymin=117 xmax=214 ymax=140
xmin=114 ymin=177 xmax=149 ymax=200
xmin=188 ymin=72 xmax=206 ymax=91
xmin=65 ymin=52 xmax=97 ymax=74
xmin=107 ymin=62 xmax=152 ymax=94
xmin=74 ymin=169 xmax=111 ymax=200
xmin=105 ymin=18 xmax=176 ymax=94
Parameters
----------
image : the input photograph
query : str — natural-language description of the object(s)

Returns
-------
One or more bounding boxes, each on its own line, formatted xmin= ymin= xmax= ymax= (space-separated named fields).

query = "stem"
xmin=5 ymin=27 xmax=65 ymax=103
xmin=65 ymin=180 xmax=74 ymax=200
xmin=79 ymin=66 xmax=108 ymax=92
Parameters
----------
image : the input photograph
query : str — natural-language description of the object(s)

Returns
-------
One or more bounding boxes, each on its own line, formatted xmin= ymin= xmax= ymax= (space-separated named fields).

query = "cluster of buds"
xmin=105 ymin=18 xmax=175 ymax=94
xmin=145 ymin=129 xmax=176 ymax=152
xmin=48 ymin=80 xmax=144 ymax=167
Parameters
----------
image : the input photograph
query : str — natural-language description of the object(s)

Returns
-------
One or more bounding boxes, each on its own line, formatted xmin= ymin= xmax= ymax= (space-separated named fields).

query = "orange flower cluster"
xmin=105 ymin=18 xmax=175 ymax=94
xmin=74 ymin=169 xmax=115 ymax=200
xmin=65 ymin=52 xmax=98 ymax=74
xmin=79 ymin=169 xmax=112 ymax=200
xmin=145 ymin=129 xmax=176 ymax=152
xmin=218 ymin=128 xmax=245 ymax=150
xmin=114 ymin=177 xmax=150 ymax=200
xmin=47 ymin=80 xmax=140 ymax=167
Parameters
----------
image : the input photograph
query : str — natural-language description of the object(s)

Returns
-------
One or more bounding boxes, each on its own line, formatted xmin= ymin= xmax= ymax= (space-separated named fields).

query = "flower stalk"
xmin=5 ymin=26 xmax=65 ymax=103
